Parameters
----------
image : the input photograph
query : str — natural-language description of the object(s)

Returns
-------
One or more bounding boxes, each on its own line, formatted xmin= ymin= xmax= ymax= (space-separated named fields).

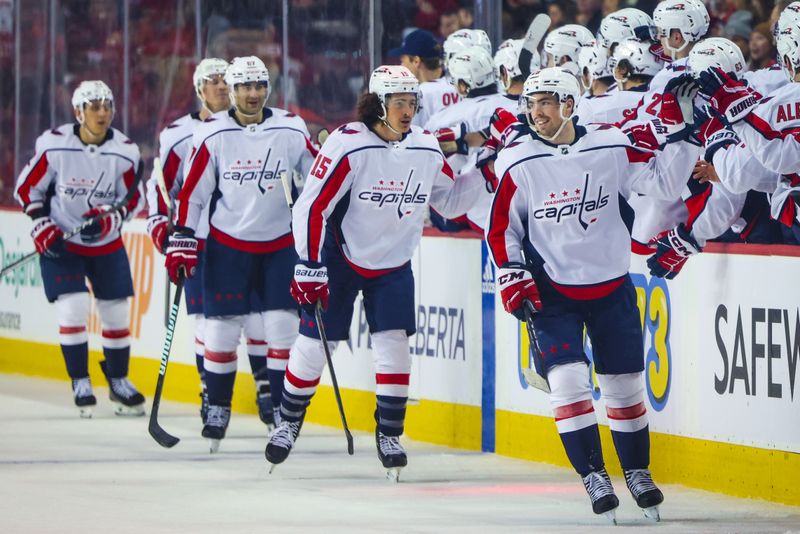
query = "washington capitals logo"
xmin=357 ymin=169 xmax=427 ymax=219
xmin=221 ymin=148 xmax=283 ymax=195
xmin=532 ymin=172 xmax=609 ymax=228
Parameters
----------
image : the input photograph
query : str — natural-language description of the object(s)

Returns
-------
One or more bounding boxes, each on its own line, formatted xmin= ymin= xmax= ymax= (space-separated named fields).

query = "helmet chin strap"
xmin=378 ymin=103 xmax=405 ymax=137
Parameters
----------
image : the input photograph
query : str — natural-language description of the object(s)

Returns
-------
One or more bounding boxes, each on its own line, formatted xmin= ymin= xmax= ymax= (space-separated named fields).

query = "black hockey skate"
xmin=202 ymin=405 xmax=231 ymax=453
xmin=265 ymin=419 xmax=303 ymax=472
xmin=376 ymin=429 xmax=407 ymax=483
xmin=582 ymin=469 xmax=620 ymax=524
xmin=71 ymin=377 xmax=97 ymax=418
xmin=253 ymin=368 xmax=275 ymax=430
xmin=625 ymin=468 xmax=664 ymax=521
xmin=99 ymin=361 xmax=145 ymax=416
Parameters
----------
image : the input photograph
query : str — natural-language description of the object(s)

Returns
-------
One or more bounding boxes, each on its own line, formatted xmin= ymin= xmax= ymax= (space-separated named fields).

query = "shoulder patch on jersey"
xmin=286 ymin=112 xmax=296 ymax=117
xmin=204 ymin=117 xmax=217 ymax=123
xmin=167 ymin=123 xmax=181 ymax=129
xmin=337 ymin=125 xmax=359 ymax=135
xmin=50 ymin=128 xmax=62 ymax=135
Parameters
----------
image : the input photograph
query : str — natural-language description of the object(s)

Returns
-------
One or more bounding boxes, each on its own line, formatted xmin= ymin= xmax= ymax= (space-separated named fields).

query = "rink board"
xmin=0 ymin=209 xmax=798 ymax=505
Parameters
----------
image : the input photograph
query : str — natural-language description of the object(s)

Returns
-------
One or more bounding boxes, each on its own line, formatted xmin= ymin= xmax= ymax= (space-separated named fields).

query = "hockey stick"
xmin=519 ymin=14 xmax=551 ymax=79
xmin=315 ymin=302 xmax=354 ymax=455
xmin=153 ymin=157 xmax=173 ymax=328
xmin=148 ymin=278 xmax=183 ymax=448
xmin=0 ymin=160 xmax=144 ymax=278
xmin=281 ymin=168 xmax=353 ymax=454
xmin=522 ymin=299 xmax=551 ymax=393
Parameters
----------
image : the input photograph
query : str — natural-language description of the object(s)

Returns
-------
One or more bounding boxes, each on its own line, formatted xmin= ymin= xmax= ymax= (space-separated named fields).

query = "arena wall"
xmin=0 ymin=209 xmax=797 ymax=505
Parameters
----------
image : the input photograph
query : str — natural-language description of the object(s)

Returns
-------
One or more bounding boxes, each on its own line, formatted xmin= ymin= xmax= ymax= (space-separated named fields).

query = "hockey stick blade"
xmin=315 ymin=303 xmax=354 ymax=455
xmin=317 ymin=128 xmax=330 ymax=147
xmin=1 ymin=160 xmax=144 ymax=278
xmin=279 ymin=171 xmax=294 ymax=210
xmin=148 ymin=279 xmax=183 ymax=448
xmin=523 ymin=13 xmax=551 ymax=53
xmin=522 ymin=299 xmax=551 ymax=393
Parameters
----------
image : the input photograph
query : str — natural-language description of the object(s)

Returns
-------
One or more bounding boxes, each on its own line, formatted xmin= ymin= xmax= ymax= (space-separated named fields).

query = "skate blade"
xmin=208 ymin=439 xmax=221 ymax=454
xmin=112 ymin=402 xmax=145 ymax=417
xmin=78 ymin=407 xmax=93 ymax=419
xmin=643 ymin=505 xmax=660 ymax=522
xmin=386 ymin=467 xmax=403 ymax=483
xmin=602 ymin=510 xmax=617 ymax=525
xmin=268 ymin=463 xmax=278 ymax=474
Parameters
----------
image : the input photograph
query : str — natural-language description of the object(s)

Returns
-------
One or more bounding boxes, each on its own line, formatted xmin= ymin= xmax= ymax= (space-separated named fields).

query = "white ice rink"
xmin=1 ymin=373 xmax=799 ymax=534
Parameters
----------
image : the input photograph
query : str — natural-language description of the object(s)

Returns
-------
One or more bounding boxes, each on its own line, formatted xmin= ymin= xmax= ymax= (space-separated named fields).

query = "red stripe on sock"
xmin=59 ymin=326 xmax=87 ymax=334
xmin=268 ymin=348 xmax=290 ymax=360
xmin=204 ymin=350 xmax=237 ymax=363
xmin=102 ymin=329 xmax=130 ymax=339
xmin=285 ymin=368 xmax=320 ymax=388
xmin=606 ymin=402 xmax=646 ymax=420
xmin=376 ymin=373 xmax=410 ymax=385
xmin=553 ymin=400 xmax=595 ymax=421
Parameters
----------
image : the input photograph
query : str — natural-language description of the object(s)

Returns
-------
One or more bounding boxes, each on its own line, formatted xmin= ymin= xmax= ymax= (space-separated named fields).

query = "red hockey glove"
xmin=290 ymin=261 xmax=329 ymax=313
xmin=146 ymin=214 xmax=169 ymax=255
xmin=497 ymin=263 xmax=541 ymax=320
xmin=165 ymin=232 xmax=198 ymax=283
xmin=80 ymin=205 xmax=126 ymax=243
xmin=697 ymin=67 xmax=761 ymax=124
xmin=30 ymin=216 xmax=64 ymax=258
xmin=435 ymin=123 xmax=469 ymax=155
xmin=646 ymin=223 xmax=702 ymax=279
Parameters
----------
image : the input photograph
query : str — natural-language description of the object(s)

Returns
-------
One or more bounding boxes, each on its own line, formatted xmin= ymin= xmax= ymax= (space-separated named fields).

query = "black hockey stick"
xmin=522 ymin=299 xmax=551 ymax=393
xmin=149 ymin=278 xmax=183 ymax=448
xmin=315 ymin=302 xmax=354 ymax=455
xmin=0 ymin=160 xmax=144 ymax=278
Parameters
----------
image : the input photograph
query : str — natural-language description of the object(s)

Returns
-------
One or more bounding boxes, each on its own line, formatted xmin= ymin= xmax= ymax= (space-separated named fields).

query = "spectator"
xmin=770 ymin=0 xmax=795 ymax=29
xmin=503 ymin=0 xmax=546 ymax=38
xmin=439 ymin=9 xmax=461 ymax=37
xmin=723 ymin=9 xmax=754 ymax=61
xmin=576 ymin=0 xmax=604 ymax=34
xmin=416 ymin=0 xmax=459 ymax=34
xmin=749 ymin=22 xmax=777 ymax=69
xmin=547 ymin=0 xmax=577 ymax=31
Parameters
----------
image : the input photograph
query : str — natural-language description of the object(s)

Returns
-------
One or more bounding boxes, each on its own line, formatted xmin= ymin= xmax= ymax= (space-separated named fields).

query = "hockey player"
xmin=389 ymin=29 xmax=459 ymax=128
xmin=146 ymin=58 xmax=277 ymax=428
xmin=542 ymin=24 xmax=594 ymax=69
xmin=167 ymin=56 xmax=316 ymax=451
xmin=486 ymin=67 xmax=696 ymax=521
xmin=264 ymin=65 xmax=485 ymax=480
xmin=495 ymin=38 xmax=536 ymax=104
xmin=14 ymin=80 xmax=146 ymax=418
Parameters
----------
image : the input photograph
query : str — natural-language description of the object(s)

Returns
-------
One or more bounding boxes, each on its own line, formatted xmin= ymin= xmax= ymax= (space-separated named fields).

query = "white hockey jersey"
xmin=146 ymin=112 xmax=207 ymax=234
xmin=414 ymin=77 xmax=460 ymax=128
xmin=424 ymin=92 xmax=519 ymax=136
xmin=486 ymin=124 xmax=694 ymax=296
xmin=176 ymin=108 xmax=317 ymax=252
xmin=292 ymin=122 xmax=484 ymax=274
xmin=577 ymin=85 xmax=649 ymax=125
xmin=15 ymin=124 xmax=143 ymax=251
xmin=743 ymin=64 xmax=789 ymax=98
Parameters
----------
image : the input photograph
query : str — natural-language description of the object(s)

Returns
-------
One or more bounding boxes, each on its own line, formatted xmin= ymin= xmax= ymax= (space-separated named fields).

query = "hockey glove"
xmin=30 ymin=216 xmax=64 ymax=258
xmin=497 ymin=263 xmax=541 ymax=320
xmin=146 ymin=214 xmax=169 ymax=255
xmin=165 ymin=231 xmax=198 ymax=283
xmin=697 ymin=67 xmax=761 ymax=124
xmin=290 ymin=261 xmax=329 ymax=313
xmin=664 ymin=74 xmax=699 ymax=125
xmin=435 ymin=123 xmax=469 ymax=156
xmin=703 ymin=128 xmax=741 ymax=163
xmin=646 ymin=223 xmax=702 ymax=279
xmin=80 ymin=205 xmax=126 ymax=243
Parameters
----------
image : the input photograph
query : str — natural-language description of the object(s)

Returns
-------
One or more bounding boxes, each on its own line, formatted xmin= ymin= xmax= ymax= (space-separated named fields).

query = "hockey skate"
xmin=253 ymin=368 xmax=275 ymax=431
xmin=581 ymin=469 xmax=619 ymax=524
xmin=265 ymin=419 xmax=302 ymax=473
xmin=376 ymin=429 xmax=407 ymax=483
xmin=202 ymin=405 xmax=231 ymax=453
xmin=625 ymin=468 xmax=664 ymax=521
xmin=71 ymin=377 xmax=96 ymax=418
xmin=99 ymin=361 xmax=145 ymax=416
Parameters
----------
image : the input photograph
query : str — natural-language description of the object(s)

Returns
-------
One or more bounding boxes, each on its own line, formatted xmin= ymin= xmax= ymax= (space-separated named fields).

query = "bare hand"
xmin=692 ymin=160 xmax=720 ymax=184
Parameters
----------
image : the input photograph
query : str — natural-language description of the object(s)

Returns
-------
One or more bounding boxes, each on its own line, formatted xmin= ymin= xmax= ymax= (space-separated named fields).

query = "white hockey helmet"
xmin=522 ymin=67 xmax=581 ymax=140
xmin=578 ymin=41 xmax=613 ymax=87
xmin=777 ymin=2 xmax=800 ymax=80
xmin=598 ymin=8 xmax=656 ymax=50
xmin=443 ymin=29 xmax=492 ymax=69
xmin=686 ymin=37 xmax=748 ymax=79
xmin=612 ymin=38 xmax=665 ymax=82
xmin=543 ymin=25 xmax=595 ymax=66
xmin=71 ymin=80 xmax=114 ymax=124
xmin=495 ymin=39 xmax=537 ymax=88
xmin=653 ymin=0 xmax=710 ymax=57
xmin=225 ymin=56 xmax=270 ymax=102
xmin=448 ymin=45 xmax=497 ymax=95
xmin=193 ymin=58 xmax=229 ymax=97
xmin=369 ymin=64 xmax=420 ymax=122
